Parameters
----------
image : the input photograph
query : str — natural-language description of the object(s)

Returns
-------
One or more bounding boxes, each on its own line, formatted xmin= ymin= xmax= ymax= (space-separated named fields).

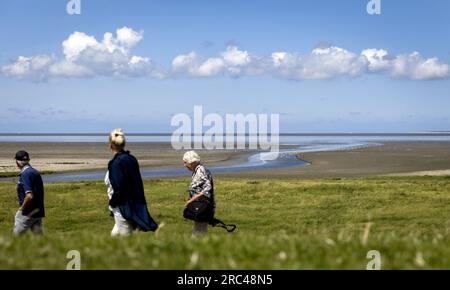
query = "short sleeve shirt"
xmin=17 ymin=165 xmax=45 ymax=218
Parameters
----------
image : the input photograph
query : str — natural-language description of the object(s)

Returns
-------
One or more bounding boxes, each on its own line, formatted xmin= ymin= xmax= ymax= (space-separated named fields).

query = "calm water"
xmin=40 ymin=141 xmax=375 ymax=182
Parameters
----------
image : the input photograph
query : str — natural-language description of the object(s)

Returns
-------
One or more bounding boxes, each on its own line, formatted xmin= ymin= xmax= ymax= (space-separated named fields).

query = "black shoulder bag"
xmin=183 ymin=197 xmax=236 ymax=232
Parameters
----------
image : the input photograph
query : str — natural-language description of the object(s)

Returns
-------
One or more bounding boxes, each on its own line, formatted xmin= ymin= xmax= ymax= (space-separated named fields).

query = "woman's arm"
xmin=186 ymin=166 xmax=212 ymax=206
xmin=185 ymin=191 xmax=204 ymax=207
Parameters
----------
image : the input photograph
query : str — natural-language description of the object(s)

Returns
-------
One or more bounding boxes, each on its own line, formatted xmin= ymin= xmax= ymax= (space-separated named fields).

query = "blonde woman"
xmin=106 ymin=129 xmax=158 ymax=236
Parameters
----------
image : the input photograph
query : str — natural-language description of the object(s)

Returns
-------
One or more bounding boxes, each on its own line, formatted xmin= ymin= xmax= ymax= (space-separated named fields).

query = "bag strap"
xmin=209 ymin=218 xmax=236 ymax=233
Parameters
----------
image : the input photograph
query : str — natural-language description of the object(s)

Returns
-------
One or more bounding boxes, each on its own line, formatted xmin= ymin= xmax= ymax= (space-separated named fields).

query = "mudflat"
xmin=0 ymin=142 xmax=252 ymax=174
xmin=215 ymin=141 xmax=450 ymax=179
xmin=1 ymin=141 xmax=449 ymax=179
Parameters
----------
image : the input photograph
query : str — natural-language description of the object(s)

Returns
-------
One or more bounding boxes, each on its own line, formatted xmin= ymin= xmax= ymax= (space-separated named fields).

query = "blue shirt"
xmin=17 ymin=165 xmax=45 ymax=218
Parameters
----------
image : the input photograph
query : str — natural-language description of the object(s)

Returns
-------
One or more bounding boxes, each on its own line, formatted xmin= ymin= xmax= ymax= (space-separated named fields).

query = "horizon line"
xmin=1 ymin=132 xmax=450 ymax=137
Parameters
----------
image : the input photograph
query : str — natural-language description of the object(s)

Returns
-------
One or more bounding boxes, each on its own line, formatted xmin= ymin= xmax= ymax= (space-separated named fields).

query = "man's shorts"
xmin=13 ymin=210 xmax=44 ymax=236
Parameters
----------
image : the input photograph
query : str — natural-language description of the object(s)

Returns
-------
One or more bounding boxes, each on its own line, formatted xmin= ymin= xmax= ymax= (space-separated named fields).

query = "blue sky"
xmin=0 ymin=0 xmax=449 ymax=133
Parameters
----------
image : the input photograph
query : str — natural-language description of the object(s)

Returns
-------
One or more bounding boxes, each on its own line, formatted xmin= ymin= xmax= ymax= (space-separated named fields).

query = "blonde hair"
xmin=109 ymin=128 xmax=126 ymax=150
xmin=183 ymin=151 xmax=201 ymax=164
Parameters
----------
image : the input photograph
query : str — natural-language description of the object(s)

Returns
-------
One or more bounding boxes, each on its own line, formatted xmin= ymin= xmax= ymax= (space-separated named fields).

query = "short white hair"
xmin=183 ymin=151 xmax=201 ymax=164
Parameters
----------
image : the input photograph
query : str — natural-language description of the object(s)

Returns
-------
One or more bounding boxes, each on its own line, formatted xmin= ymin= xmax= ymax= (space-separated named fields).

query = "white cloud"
xmin=306 ymin=46 xmax=368 ymax=79
xmin=171 ymin=46 xmax=251 ymax=77
xmin=361 ymin=48 xmax=391 ymax=71
xmin=391 ymin=52 xmax=449 ymax=80
xmin=30 ymin=55 xmax=54 ymax=70
xmin=171 ymin=51 xmax=201 ymax=75
xmin=270 ymin=52 xmax=300 ymax=77
xmin=2 ymin=27 xmax=164 ymax=80
xmin=1 ymin=55 xmax=55 ymax=80
xmin=361 ymin=49 xmax=449 ymax=80
xmin=116 ymin=27 xmax=144 ymax=48
xmin=271 ymin=52 xmax=291 ymax=67
xmin=58 ymin=27 xmax=160 ymax=78
xmin=62 ymin=31 xmax=98 ymax=61
xmin=267 ymin=47 xmax=449 ymax=81
xmin=196 ymin=58 xmax=225 ymax=77
xmin=171 ymin=52 xmax=226 ymax=77
xmin=221 ymin=45 xmax=250 ymax=66
xmin=1 ymin=28 xmax=449 ymax=82
xmin=48 ymin=60 xmax=93 ymax=78
xmin=269 ymin=46 xmax=368 ymax=80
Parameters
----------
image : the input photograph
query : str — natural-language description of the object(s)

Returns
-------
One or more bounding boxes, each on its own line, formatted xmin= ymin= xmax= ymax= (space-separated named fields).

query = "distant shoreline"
xmin=1 ymin=132 xmax=450 ymax=136
xmin=1 ymin=140 xmax=450 ymax=182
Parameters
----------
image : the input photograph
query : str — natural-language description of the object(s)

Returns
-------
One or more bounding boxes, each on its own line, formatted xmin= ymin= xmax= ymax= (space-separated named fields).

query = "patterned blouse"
xmin=189 ymin=164 xmax=215 ymax=208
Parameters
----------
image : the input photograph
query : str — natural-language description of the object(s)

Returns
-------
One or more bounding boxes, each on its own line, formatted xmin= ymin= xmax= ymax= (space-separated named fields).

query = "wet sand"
xmin=214 ymin=141 xmax=450 ymax=179
xmin=0 ymin=142 xmax=254 ymax=174
xmin=1 ymin=141 xmax=449 ymax=179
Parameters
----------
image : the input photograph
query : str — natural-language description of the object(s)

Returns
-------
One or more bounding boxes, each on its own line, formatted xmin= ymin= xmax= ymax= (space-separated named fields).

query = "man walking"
xmin=14 ymin=150 xmax=45 ymax=236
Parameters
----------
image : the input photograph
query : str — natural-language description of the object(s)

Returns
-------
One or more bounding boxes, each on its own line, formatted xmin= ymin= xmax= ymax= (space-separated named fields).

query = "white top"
xmin=105 ymin=171 xmax=114 ymax=211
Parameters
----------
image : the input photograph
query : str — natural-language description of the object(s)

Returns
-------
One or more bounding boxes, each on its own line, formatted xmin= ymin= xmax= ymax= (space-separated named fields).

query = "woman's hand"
xmin=185 ymin=199 xmax=193 ymax=208
xmin=185 ymin=192 xmax=204 ymax=207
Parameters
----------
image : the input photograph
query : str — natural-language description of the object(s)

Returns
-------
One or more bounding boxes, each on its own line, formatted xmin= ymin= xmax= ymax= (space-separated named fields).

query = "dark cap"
xmin=15 ymin=150 xmax=30 ymax=161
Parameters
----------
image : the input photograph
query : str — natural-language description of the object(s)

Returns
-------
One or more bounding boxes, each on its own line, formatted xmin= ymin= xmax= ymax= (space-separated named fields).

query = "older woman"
xmin=183 ymin=151 xmax=215 ymax=235
xmin=106 ymin=128 xmax=158 ymax=236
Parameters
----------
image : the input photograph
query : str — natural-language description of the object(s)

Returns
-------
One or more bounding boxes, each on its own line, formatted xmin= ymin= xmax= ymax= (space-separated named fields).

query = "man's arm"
xmin=21 ymin=172 xmax=34 ymax=212
xmin=20 ymin=192 xmax=33 ymax=211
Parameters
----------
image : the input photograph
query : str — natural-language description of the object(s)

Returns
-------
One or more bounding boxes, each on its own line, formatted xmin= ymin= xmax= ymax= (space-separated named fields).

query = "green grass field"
xmin=0 ymin=176 xmax=450 ymax=269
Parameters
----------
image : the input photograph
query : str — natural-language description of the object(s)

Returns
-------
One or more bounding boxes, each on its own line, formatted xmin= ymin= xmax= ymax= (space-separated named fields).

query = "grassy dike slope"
xmin=0 ymin=177 xmax=450 ymax=269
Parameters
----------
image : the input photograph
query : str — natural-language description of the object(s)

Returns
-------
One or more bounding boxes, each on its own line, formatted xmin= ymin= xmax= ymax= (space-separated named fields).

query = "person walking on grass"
xmin=106 ymin=128 xmax=158 ymax=236
xmin=13 ymin=150 xmax=45 ymax=236
xmin=183 ymin=151 xmax=216 ymax=235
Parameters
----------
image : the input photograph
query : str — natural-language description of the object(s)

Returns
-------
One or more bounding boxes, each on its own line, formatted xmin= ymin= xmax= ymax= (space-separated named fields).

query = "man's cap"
xmin=15 ymin=150 xmax=30 ymax=161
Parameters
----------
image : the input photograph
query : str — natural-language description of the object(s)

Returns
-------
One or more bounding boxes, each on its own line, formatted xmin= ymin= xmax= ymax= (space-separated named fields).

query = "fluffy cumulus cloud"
xmin=390 ymin=52 xmax=450 ymax=80
xmin=2 ymin=55 xmax=56 ymax=80
xmin=1 ymin=27 xmax=449 ymax=81
xmin=171 ymin=52 xmax=223 ymax=77
xmin=270 ymin=46 xmax=368 ymax=80
xmin=2 ymin=27 xmax=164 ymax=80
xmin=361 ymin=49 xmax=449 ymax=80
xmin=171 ymin=45 xmax=253 ymax=77
xmin=361 ymin=49 xmax=391 ymax=72
xmin=170 ymin=45 xmax=449 ymax=81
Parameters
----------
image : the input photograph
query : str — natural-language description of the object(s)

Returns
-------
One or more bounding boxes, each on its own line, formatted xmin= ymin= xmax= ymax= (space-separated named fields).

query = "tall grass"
xmin=0 ymin=176 xmax=449 ymax=269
